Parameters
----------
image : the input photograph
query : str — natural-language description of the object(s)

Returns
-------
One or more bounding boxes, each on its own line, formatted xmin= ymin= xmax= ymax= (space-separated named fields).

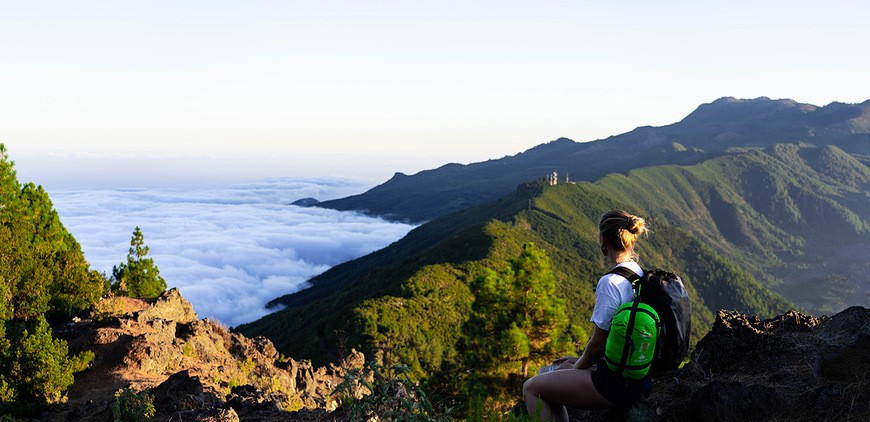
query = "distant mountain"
xmin=315 ymin=97 xmax=870 ymax=224
xmin=290 ymin=197 xmax=320 ymax=206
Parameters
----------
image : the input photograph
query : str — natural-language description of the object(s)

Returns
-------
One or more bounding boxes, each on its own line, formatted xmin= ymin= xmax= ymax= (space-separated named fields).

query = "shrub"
xmin=112 ymin=387 xmax=155 ymax=422
xmin=0 ymin=317 xmax=93 ymax=407
xmin=334 ymin=361 xmax=453 ymax=421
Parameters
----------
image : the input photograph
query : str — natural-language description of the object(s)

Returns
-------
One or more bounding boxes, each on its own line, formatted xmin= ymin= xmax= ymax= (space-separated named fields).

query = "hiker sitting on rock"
xmin=523 ymin=210 xmax=652 ymax=421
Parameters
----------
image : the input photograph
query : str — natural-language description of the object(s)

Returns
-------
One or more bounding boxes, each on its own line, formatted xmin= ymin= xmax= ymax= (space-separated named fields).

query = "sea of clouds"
xmin=49 ymin=178 xmax=416 ymax=327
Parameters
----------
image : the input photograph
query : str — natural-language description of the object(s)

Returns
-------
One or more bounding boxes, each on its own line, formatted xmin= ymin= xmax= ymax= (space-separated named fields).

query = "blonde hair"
xmin=598 ymin=210 xmax=648 ymax=254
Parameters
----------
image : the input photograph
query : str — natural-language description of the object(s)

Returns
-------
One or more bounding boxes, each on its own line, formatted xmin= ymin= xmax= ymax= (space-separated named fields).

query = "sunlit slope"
xmin=267 ymin=143 xmax=870 ymax=320
xmin=596 ymin=143 xmax=870 ymax=314
xmin=240 ymin=156 xmax=816 ymax=375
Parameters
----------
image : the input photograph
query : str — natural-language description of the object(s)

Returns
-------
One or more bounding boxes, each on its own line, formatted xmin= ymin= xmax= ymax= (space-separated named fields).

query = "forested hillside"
xmin=243 ymin=139 xmax=870 ymax=403
xmin=0 ymin=145 xmax=104 ymax=413
xmin=265 ymin=142 xmax=870 ymax=324
xmin=596 ymin=143 xmax=870 ymax=315
xmin=239 ymin=166 xmax=798 ymax=387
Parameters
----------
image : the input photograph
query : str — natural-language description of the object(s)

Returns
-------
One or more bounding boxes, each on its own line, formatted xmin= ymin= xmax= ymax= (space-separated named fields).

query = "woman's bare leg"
xmin=523 ymin=369 xmax=613 ymax=422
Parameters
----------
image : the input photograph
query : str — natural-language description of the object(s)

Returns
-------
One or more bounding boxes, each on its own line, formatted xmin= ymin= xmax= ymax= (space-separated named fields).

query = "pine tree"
xmin=0 ymin=144 xmax=99 ymax=414
xmin=460 ymin=243 xmax=571 ymax=399
xmin=112 ymin=227 xmax=166 ymax=298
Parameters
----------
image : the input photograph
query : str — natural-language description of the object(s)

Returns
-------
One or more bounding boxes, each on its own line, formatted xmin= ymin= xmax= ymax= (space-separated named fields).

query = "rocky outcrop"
xmin=816 ymin=306 xmax=870 ymax=380
xmin=44 ymin=290 xmax=365 ymax=422
xmin=692 ymin=309 xmax=823 ymax=375
xmin=134 ymin=287 xmax=198 ymax=324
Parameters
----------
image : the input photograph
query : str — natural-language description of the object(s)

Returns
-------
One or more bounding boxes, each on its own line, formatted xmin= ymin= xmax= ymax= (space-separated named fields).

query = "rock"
xmin=226 ymin=384 xmax=291 ymax=418
xmin=813 ymin=384 xmax=842 ymax=415
xmin=135 ymin=288 xmax=198 ymax=324
xmin=145 ymin=318 xmax=178 ymax=345
xmin=692 ymin=309 xmax=824 ymax=376
xmin=163 ymin=406 xmax=240 ymax=422
xmin=227 ymin=332 xmax=275 ymax=361
xmin=693 ymin=310 xmax=793 ymax=374
xmin=677 ymin=381 xmax=783 ymax=422
xmin=816 ymin=306 xmax=870 ymax=380
xmin=648 ymin=308 xmax=858 ymax=422
xmin=151 ymin=370 xmax=222 ymax=415
xmin=343 ymin=348 xmax=365 ymax=369
xmin=125 ymin=317 xmax=180 ymax=373
xmin=252 ymin=336 xmax=279 ymax=360
xmin=177 ymin=319 xmax=230 ymax=365
xmin=39 ymin=288 xmax=368 ymax=422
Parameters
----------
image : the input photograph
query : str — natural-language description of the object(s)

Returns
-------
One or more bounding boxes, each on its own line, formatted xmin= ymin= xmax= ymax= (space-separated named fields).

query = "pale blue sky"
xmin=3 ymin=0 xmax=868 ymax=189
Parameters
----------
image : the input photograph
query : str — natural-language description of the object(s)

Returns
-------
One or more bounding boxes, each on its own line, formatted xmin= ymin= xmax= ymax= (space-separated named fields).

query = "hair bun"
xmin=627 ymin=215 xmax=646 ymax=235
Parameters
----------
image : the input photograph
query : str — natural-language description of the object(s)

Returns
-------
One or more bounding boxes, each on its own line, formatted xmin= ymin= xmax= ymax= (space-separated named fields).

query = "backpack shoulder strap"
xmin=607 ymin=266 xmax=641 ymax=284
xmin=607 ymin=266 xmax=644 ymax=296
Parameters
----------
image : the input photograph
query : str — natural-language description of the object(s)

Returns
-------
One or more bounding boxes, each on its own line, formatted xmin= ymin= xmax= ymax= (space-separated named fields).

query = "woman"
xmin=522 ymin=210 xmax=651 ymax=421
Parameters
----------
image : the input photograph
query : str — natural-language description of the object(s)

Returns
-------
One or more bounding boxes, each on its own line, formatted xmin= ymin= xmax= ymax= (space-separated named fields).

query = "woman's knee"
xmin=522 ymin=376 xmax=533 ymax=395
xmin=523 ymin=375 xmax=541 ymax=397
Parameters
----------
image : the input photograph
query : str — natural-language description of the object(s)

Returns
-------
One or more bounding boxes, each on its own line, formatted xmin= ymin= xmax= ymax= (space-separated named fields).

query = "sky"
xmin=2 ymin=1 xmax=869 ymax=327
xmin=50 ymin=179 xmax=416 ymax=327
xmin=3 ymin=0 xmax=870 ymax=190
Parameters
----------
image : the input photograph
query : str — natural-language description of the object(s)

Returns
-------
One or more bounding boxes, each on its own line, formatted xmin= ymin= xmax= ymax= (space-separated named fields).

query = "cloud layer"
xmin=50 ymin=178 xmax=416 ymax=327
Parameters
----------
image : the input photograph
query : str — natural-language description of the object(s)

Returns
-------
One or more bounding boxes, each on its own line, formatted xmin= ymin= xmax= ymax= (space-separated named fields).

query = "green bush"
xmin=465 ymin=395 xmax=539 ymax=422
xmin=112 ymin=387 xmax=155 ymax=422
xmin=0 ymin=317 xmax=93 ymax=409
xmin=334 ymin=361 xmax=453 ymax=421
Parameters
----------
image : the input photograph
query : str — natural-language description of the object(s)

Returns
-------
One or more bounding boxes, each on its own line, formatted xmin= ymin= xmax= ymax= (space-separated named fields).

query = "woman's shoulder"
xmin=612 ymin=260 xmax=643 ymax=277
xmin=597 ymin=261 xmax=641 ymax=292
xmin=595 ymin=272 xmax=629 ymax=293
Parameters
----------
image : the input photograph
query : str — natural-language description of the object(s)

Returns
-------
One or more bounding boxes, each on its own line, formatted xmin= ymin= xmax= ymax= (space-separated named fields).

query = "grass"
xmin=90 ymin=295 xmax=125 ymax=322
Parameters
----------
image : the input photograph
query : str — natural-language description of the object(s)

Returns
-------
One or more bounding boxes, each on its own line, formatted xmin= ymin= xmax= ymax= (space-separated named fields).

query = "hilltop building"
xmin=545 ymin=171 xmax=572 ymax=185
xmin=547 ymin=171 xmax=558 ymax=185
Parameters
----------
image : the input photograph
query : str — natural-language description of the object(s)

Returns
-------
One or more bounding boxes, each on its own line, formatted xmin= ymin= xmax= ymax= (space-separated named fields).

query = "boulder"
xmin=692 ymin=309 xmax=814 ymax=374
xmin=135 ymin=288 xmax=198 ymax=324
xmin=678 ymin=381 xmax=783 ymax=422
xmin=816 ymin=306 xmax=870 ymax=380
xmin=151 ymin=370 xmax=222 ymax=415
xmin=252 ymin=336 xmax=279 ymax=360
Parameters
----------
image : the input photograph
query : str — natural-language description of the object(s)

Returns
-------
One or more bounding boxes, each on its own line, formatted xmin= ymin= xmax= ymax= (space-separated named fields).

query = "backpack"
xmin=604 ymin=295 xmax=661 ymax=379
xmin=607 ymin=267 xmax=692 ymax=377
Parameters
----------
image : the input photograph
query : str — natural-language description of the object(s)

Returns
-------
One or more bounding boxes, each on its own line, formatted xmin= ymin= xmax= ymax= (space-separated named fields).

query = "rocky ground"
xmin=37 ymin=289 xmax=870 ymax=421
xmin=44 ymin=289 xmax=361 ymax=422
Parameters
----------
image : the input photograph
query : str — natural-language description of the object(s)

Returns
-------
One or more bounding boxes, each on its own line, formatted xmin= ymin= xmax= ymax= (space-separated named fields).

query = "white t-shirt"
xmin=590 ymin=260 xmax=643 ymax=331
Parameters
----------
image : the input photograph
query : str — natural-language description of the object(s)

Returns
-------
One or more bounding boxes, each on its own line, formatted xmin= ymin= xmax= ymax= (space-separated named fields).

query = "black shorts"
xmin=590 ymin=359 xmax=652 ymax=407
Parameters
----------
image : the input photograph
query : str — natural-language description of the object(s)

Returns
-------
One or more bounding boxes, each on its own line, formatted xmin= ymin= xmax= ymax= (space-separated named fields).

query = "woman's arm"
xmin=573 ymin=325 xmax=608 ymax=369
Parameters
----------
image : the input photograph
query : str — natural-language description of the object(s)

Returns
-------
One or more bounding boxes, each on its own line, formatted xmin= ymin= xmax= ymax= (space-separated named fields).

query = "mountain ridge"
xmin=242 ymin=160 xmax=818 ymax=376
xmin=240 ymin=137 xmax=870 ymax=407
xmin=315 ymin=96 xmax=870 ymax=224
xmin=263 ymin=142 xmax=870 ymax=327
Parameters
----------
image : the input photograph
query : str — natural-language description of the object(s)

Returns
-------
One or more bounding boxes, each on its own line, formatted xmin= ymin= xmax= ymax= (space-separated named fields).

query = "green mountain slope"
xmin=239 ymin=154 xmax=816 ymax=378
xmin=596 ymin=143 xmax=870 ymax=314
xmin=315 ymin=97 xmax=870 ymax=223
xmin=265 ymin=142 xmax=870 ymax=324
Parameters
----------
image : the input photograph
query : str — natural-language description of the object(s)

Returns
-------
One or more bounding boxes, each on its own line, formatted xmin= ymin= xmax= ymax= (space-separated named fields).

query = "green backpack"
xmin=604 ymin=296 xmax=661 ymax=379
